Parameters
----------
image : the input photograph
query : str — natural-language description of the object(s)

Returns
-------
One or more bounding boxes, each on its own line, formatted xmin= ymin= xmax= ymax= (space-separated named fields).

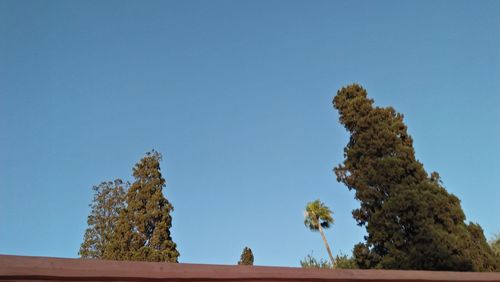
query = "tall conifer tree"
xmin=333 ymin=84 xmax=497 ymax=271
xmin=238 ymin=247 xmax=254 ymax=265
xmin=104 ymin=151 xmax=179 ymax=262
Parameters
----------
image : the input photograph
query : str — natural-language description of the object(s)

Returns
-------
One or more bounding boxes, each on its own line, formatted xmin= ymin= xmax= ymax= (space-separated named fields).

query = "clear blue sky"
xmin=1 ymin=0 xmax=499 ymax=267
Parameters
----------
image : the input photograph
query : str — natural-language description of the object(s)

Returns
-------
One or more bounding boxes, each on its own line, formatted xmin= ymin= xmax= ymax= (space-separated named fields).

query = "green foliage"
xmin=300 ymin=253 xmax=332 ymax=269
xmin=490 ymin=234 xmax=500 ymax=269
xmin=104 ymin=150 xmax=179 ymax=262
xmin=238 ymin=247 xmax=254 ymax=265
xmin=466 ymin=224 xmax=500 ymax=271
xmin=300 ymin=252 xmax=358 ymax=269
xmin=334 ymin=253 xmax=358 ymax=269
xmin=304 ymin=200 xmax=334 ymax=231
xmin=333 ymin=84 xmax=497 ymax=271
xmin=79 ymin=180 xmax=127 ymax=259
xmin=304 ymin=200 xmax=335 ymax=265
xmin=490 ymin=233 xmax=500 ymax=257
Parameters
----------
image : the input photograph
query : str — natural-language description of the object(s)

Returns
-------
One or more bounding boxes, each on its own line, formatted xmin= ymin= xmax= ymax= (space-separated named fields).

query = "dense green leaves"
xmin=333 ymin=84 xmax=497 ymax=271
xmin=104 ymin=151 xmax=179 ymax=262
xmin=238 ymin=247 xmax=254 ymax=265
xmin=334 ymin=253 xmax=359 ymax=269
xmin=80 ymin=151 xmax=179 ymax=262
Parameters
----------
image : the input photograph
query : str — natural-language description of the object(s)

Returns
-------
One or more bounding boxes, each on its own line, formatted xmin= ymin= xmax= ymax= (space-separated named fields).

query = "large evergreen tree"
xmin=79 ymin=180 xmax=127 ymax=259
xmin=333 ymin=84 xmax=497 ymax=271
xmin=104 ymin=151 xmax=179 ymax=262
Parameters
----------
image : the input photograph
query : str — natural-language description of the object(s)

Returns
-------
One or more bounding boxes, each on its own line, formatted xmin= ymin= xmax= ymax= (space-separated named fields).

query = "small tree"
xmin=304 ymin=200 xmax=335 ymax=267
xmin=79 ymin=180 xmax=127 ymax=259
xmin=238 ymin=247 xmax=254 ymax=265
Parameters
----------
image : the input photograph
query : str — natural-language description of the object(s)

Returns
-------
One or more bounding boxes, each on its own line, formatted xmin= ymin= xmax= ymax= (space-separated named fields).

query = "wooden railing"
xmin=1 ymin=254 xmax=499 ymax=281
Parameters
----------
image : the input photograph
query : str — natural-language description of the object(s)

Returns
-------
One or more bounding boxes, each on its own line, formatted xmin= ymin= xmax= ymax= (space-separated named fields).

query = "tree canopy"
xmin=101 ymin=151 xmax=179 ymax=262
xmin=304 ymin=200 xmax=334 ymax=231
xmin=79 ymin=180 xmax=127 ymax=259
xmin=333 ymin=84 xmax=497 ymax=271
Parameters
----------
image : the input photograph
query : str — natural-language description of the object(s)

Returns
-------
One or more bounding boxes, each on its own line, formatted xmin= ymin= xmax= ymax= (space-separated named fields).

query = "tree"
xmin=104 ymin=150 xmax=179 ymax=262
xmin=304 ymin=200 xmax=335 ymax=267
xmin=79 ymin=180 xmax=127 ymax=259
xmin=333 ymin=84 xmax=497 ymax=271
xmin=238 ymin=247 xmax=254 ymax=265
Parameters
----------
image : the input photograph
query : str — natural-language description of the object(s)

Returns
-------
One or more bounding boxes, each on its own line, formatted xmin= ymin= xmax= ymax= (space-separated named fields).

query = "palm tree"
xmin=304 ymin=200 xmax=335 ymax=267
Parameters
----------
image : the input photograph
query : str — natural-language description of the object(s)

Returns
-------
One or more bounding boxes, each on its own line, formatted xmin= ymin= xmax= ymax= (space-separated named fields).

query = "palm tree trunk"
xmin=318 ymin=224 xmax=335 ymax=268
